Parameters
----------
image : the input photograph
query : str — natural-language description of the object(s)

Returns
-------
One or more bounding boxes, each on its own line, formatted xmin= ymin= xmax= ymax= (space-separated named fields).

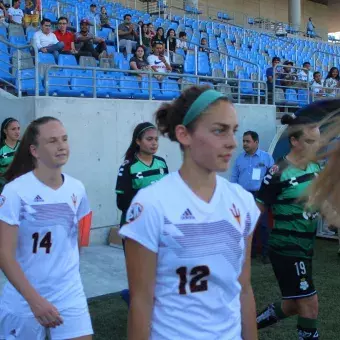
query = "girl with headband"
xmin=119 ymin=86 xmax=260 ymax=339
xmin=115 ymin=122 xmax=169 ymax=305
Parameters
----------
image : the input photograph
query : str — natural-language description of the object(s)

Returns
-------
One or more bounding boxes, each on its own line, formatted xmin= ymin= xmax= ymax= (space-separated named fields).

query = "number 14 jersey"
xmin=119 ymin=171 xmax=260 ymax=340
xmin=0 ymin=172 xmax=91 ymax=316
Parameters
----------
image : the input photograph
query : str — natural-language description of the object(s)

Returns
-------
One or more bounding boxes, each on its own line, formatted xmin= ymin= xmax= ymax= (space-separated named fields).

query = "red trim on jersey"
xmin=79 ymin=211 xmax=92 ymax=247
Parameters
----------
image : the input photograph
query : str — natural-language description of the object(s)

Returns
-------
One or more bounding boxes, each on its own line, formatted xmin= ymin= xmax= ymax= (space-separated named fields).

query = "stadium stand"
xmin=0 ymin=0 xmax=339 ymax=112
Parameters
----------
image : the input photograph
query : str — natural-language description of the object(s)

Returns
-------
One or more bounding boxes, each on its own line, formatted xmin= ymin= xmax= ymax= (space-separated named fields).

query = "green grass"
xmin=89 ymin=239 xmax=340 ymax=340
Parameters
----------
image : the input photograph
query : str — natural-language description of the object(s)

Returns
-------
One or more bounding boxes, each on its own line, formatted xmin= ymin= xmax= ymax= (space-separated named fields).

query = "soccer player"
xmin=119 ymin=86 xmax=260 ymax=340
xmin=0 ymin=117 xmax=93 ymax=340
xmin=256 ymin=114 xmax=321 ymax=340
xmin=0 ymin=118 xmax=20 ymax=174
xmin=115 ymin=122 xmax=168 ymax=306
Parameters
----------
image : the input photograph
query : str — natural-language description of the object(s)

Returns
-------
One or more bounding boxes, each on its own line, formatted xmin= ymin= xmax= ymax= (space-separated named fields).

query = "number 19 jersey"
xmin=119 ymin=172 xmax=260 ymax=340
xmin=0 ymin=172 xmax=91 ymax=316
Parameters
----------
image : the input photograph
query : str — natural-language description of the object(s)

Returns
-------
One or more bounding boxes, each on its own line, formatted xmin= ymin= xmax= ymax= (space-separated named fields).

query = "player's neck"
xmin=33 ymin=166 xmax=64 ymax=190
xmin=286 ymin=150 xmax=308 ymax=170
xmin=5 ymin=138 xmax=17 ymax=149
xmin=137 ymin=152 xmax=153 ymax=165
xmin=179 ymin=160 xmax=216 ymax=203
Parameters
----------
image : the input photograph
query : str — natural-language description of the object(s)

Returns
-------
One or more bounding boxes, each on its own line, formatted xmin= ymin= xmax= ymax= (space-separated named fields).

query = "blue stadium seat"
xmin=0 ymin=63 xmax=13 ymax=83
xmin=184 ymin=54 xmax=195 ymax=74
xmin=16 ymin=69 xmax=44 ymax=95
xmin=0 ymin=43 xmax=8 ymax=52
xmin=96 ymin=74 xmax=121 ymax=98
xmin=119 ymin=76 xmax=146 ymax=99
xmin=285 ymin=89 xmax=298 ymax=106
xmin=158 ymin=80 xmax=180 ymax=100
xmin=240 ymin=81 xmax=256 ymax=95
xmin=46 ymin=71 xmax=71 ymax=96
xmin=58 ymin=54 xmax=77 ymax=66
xmin=0 ymin=26 xmax=6 ymax=38
xmin=70 ymin=75 xmax=94 ymax=97
xmin=298 ymin=89 xmax=308 ymax=107
xmin=43 ymin=12 xmax=57 ymax=22
xmin=38 ymin=52 xmax=56 ymax=64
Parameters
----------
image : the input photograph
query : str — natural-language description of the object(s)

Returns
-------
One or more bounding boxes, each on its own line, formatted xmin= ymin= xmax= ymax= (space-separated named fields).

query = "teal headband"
xmin=182 ymin=89 xmax=227 ymax=126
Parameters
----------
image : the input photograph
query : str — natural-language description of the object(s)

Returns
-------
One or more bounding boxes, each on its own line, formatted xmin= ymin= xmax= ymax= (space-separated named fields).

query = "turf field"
xmin=89 ymin=239 xmax=340 ymax=340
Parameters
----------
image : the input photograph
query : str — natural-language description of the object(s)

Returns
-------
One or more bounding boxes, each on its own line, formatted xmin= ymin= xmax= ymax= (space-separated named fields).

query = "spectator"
xmin=275 ymin=22 xmax=287 ymax=37
xmin=118 ymin=13 xmax=138 ymax=56
xmin=87 ymin=3 xmax=100 ymax=27
xmin=141 ymin=23 xmax=151 ymax=55
xmin=166 ymin=29 xmax=176 ymax=53
xmin=54 ymin=17 xmax=77 ymax=55
xmin=306 ymin=17 xmax=315 ymax=37
xmin=147 ymin=40 xmax=172 ymax=81
xmin=311 ymin=71 xmax=325 ymax=96
xmin=137 ymin=20 xmax=143 ymax=28
xmin=147 ymin=22 xmax=155 ymax=38
xmin=75 ymin=18 xmax=108 ymax=60
xmin=0 ymin=1 xmax=8 ymax=27
xmin=199 ymin=37 xmax=209 ymax=52
xmin=33 ymin=18 xmax=64 ymax=63
xmin=176 ymin=31 xmax=188 ymax=52
xmin=298 ymin=61 xmax=313 ymax=83
xmin=23 ymin=0 xmax=38 ymax=27
xmin=129 ymin=45 xmax=151 ymax=79
xmin=230 ymin=130 xmax=274 ymax=264
xmin=152 ymin=27 xmax=166 ymax=46
xmin=324 ymin=67 xmax=340 ymax=96
xmin=266 ymin=56 xmax=280 ymax=93
xmin=278 ymin=60 xmax=297 ymax=89
xmin=99 ymin=6 xmax=113 ymax=31
xmin=8 ymin=0 xmax=24 ymax=26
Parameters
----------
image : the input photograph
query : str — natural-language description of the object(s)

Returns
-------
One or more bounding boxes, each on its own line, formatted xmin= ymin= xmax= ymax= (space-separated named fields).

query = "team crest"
xmin=126 ymin=203 xmax=143 ymax=223
xmin=160 ymin=168 xmax=164 ymax=175
xmin=300 ymin=278 xmax=309 ymax=291
xmin=0 ymin=195 xmax=6 ymax=207
xmin=230 ymin=204 xmax=241 ymax=225
xmin=71 ymin=194 xmax=77 ymax=208
xmin=269 ymin=165 xmax=279 ymax=175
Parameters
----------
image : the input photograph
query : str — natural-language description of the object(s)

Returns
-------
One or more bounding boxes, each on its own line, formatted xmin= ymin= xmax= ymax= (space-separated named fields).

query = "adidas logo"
xmin=34 ymin=195 xmax=44 ymax=202
xmin=181 ymin=208 xmax=195 ymax=220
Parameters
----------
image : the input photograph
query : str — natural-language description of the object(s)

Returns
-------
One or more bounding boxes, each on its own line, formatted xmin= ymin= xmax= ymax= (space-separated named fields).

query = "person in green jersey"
xmin=115 ymin=121 xmax=168 ymax=306
xmin=256 ymin=114 xmax=321 ymax=340
xmin=0 ymin=118 xmax=20 ymax=192
xmin=116 ymin=121 xmax=169 ymax=227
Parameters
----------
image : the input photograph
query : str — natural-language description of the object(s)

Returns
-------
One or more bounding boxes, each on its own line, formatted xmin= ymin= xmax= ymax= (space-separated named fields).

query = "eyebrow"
xmin=212 ymin=123 xmax=239 ymax=129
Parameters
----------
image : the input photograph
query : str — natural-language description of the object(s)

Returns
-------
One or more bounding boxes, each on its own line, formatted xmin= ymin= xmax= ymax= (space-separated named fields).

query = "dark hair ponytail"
xmin=4 ymin=116 xmax=60 ymax=183
xmin=124 ymin=122 xmax=156 ymax=162
xmin=0 ymin=117 xmax=19 ymax=146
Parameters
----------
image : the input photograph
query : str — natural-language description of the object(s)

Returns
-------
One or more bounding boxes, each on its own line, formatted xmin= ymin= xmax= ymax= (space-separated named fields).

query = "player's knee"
xmin=296 ymin=294 xmax=319 ymax=318
xmin=282 ymin=299 xmax=298 ymax=316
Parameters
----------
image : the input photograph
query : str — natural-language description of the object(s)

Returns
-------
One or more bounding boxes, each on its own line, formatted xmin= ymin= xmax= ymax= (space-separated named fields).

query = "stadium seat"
xmin=0 ymin=26 xmax=6 ymax=38
xmin=58 ymin=54 xmax=77 ymax=66
xmin=96 ymin=74 xmax=121 ymax=98
xmin=158 ymin=80 xmax=180 ymax=100
xmin=15 ymin=69 xmax=44 ymax=95
xmin=38 ymin=53 xmax=56 ymax=64
xmin=70 ymin=75 xmax=94 ymax=97
xmin=79 ymin=56 xmax=97 ymax=68
xmin=285 ymin=89 xmax=298 ymax=106
xmin=0 ymin=63 xmax=13 ymax=83
xmin=298 ymin=89 xmax=309 ymax=107
xmin=46 ymin=71 xmax=71 ymax=96
xmin=119 ymin=76 xmax=144 ymax=99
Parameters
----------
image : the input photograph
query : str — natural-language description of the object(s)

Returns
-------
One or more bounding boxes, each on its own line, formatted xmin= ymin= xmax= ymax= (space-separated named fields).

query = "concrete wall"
xmin=1 ymin=96 xmax=276 ymax=244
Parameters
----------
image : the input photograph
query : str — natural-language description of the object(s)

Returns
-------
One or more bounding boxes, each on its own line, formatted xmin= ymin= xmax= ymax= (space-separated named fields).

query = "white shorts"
xmin=0 ymin=307 xmax=93 ymax=340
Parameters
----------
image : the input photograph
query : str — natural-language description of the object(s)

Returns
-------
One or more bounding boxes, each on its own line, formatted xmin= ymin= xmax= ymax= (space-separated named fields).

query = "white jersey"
xmin=0 ymin=172 xmax=91 ymax=316
xmin=119 ymin=171 xmax=260 ymax=340
xmin=8 ymin=7 xmax=24 ymax=24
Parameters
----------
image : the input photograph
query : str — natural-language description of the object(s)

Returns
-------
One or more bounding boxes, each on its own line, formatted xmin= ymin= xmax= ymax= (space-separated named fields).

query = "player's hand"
xmin=29 ymin=296 xmax=63 ymax=328
xmin=41 ymin=48 xmax=47 ymax=53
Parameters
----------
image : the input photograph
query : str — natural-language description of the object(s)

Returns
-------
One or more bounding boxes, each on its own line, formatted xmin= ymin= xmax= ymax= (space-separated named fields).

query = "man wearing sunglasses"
xmin=54 ymin=17 xmax=76 ymax=54
xmin=33 ymin=18 xmax=64 ymax=63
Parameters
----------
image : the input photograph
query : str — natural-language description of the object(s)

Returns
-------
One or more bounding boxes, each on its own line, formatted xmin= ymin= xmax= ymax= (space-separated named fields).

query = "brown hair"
xmin=155 ymin=85 xmax=230 ymax=142
xmin=306 ymin=116 xmax=340 ymax=226
xmin=4 ymin=116 xmax=61 ymax=183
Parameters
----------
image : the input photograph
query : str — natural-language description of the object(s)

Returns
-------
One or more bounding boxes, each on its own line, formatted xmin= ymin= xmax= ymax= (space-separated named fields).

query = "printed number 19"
xmin=294 ymin=261 xmax=306 ymax=276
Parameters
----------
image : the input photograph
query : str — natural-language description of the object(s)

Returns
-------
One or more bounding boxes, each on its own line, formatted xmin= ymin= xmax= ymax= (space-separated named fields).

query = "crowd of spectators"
xmin=266 ymin=56 xmax=340 ymax=101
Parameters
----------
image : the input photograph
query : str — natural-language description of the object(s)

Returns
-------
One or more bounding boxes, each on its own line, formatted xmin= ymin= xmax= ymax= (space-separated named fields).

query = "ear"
xmin=175 ymin=125 xmax=192 ymax=147
xmin=135 ymin=139 xmax=141 ymax=147
xmin=30 ymin=144 xmax=38 ymax=159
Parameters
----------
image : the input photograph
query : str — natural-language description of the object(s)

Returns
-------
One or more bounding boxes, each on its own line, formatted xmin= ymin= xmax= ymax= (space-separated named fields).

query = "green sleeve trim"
xmin=256 ymin=198 xmax=265 ymax=204
xmin=115 ymin=190 xmax=124 ymax=194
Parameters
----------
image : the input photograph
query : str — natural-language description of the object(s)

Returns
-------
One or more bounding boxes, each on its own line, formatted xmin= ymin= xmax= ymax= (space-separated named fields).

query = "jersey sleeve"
xmin=119 ymin=188 xmax=163 ymax=253
xmin=77 ymin=186 xmax=91 ymax=221
xmin=0 ymin=184 xmax=21 ymax=226
xmin=246 ymin=191 xmax=260 ymax=236
xmin=115 ymin=160 xmax=137 ymax=213
xmin=256 ymin=164 xmax=282 ymax=206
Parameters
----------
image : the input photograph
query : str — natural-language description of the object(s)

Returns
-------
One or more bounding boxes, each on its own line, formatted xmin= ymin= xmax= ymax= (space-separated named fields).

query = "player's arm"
xmin=116 ymin=161 xmax=137 ymax=214
xmin=239 ymin=233 xmax=258 ymax=340
xmin=125 ymin=239 xmax=157 ymax=340
xmin=0 ymin=222 xmax=63 ymax=328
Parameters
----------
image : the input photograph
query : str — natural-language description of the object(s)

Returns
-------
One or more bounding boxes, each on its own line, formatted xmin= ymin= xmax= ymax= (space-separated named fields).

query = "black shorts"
xmin=269 ymin=250 xmax=317 ymax=300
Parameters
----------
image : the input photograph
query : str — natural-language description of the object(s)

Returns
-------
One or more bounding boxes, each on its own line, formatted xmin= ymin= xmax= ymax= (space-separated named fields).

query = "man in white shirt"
xmin=33 ymin=18 xmax=64 ymax=63
xmin=311 ymin=71 xmax=325 ymax=98
xmin=147 ymin=41 xmax=172 ymax=81
xmin=298 ymin=62 xmax=313 ymax=84
xmin=8 ymin=0 xmax=23 ymax=25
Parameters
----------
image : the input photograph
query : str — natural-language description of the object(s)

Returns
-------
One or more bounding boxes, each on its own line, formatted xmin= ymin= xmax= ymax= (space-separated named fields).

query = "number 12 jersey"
xmin=119 ymin=171 xmax=260 ymax=340
xmin=0 ymin=171 xmax=91 ymax=316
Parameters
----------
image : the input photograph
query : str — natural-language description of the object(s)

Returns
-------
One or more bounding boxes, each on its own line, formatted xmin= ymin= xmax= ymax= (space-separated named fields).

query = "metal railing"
xmin=258 ymin=32 xmax=298 ymax=62
xmin=0 ymin=37 xmax=39 ymax=97
xmin=56 ymin=0 xmax=79 ymax=32
xmin=312 ymin=50 xmax=340 ymax=71
xmin=42 ymin=65 xmax=267 ymax=104
xmin=273 ymin=64 xmax=312 ymax=111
